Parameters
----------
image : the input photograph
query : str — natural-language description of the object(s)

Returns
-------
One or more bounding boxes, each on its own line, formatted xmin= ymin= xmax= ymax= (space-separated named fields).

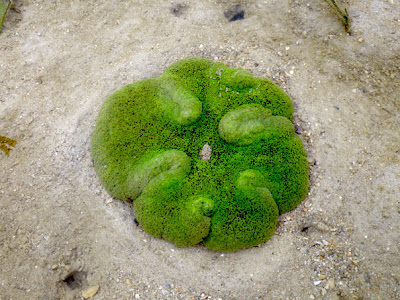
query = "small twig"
xmin=323 ymin=0 xmax=351 ymax=33
xmin=0 ymin=0 xmax=11 ymax=33
xmin=0 ymin=135 xmax=17 ymax=155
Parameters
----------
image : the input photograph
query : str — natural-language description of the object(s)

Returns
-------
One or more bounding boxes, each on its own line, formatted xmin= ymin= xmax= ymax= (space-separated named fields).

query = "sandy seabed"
xmin=1 ymin=1 xmax=399 ymax=299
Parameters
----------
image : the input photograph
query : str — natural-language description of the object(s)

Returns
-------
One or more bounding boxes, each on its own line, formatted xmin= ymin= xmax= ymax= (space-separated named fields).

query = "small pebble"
xmin=314 ymin=280 xmax=322 ymax=285
xmin=358 ymin=38 xmax=364 ymax=43
xmin=316 ymin=222 xmax=330 ymax=232
xmin=200 ymin=143 xmax=212 ymax=161
xmin=328 ymin=278 xmax=335 ymax=289
xmin=81 ymin=285 xmax=99 ymax=299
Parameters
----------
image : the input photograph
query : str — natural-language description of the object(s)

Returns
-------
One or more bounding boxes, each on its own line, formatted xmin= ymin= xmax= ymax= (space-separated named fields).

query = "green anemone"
xmin=91 ymin=57 xmax=309 ymax=252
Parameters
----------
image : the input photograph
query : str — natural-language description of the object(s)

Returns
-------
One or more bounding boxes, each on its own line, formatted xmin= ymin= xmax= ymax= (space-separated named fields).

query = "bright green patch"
xmin=91 ymin=57 xmax=309 ymax=251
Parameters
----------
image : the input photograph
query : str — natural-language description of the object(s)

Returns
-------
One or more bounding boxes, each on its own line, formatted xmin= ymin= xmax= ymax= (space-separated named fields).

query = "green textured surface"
xmin=91 ymin=57 xmax=309 ymax=251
